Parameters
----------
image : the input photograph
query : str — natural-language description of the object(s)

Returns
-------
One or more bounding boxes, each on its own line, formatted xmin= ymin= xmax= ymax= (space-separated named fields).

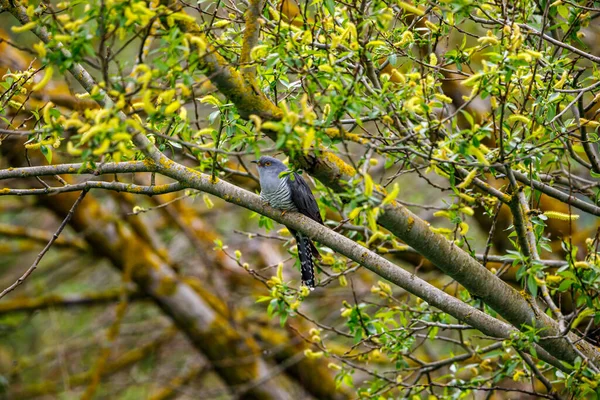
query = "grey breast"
xmin=261 ymin=177 xmax=297 ymax=211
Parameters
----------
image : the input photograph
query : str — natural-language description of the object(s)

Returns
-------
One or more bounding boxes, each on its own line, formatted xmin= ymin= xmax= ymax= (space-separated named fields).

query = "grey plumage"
xmin=253 ymin=156 xmax=322 ymax=288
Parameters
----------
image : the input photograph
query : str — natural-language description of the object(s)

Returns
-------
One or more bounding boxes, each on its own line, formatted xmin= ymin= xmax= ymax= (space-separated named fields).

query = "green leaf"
xmin=527 ymin=275 xmax=538 ymax=298
xmin=557 ymin=6 xmax=569 ymax=20
xmin=571 ymin=309 xmax=595 ymax=330
xmin=325 ymin=0 xmax=335 ymax=16
xmin=40 ymin=145 xmax=52 ymax=164
xmin=279 ymin=312 xmax=288 ymax=327
xmin=256 ymin=296 xmax=272 ymax=303
xmin=428 ymin=326 xmax=439 ymax=341
xmin=267 ymin=298 xmax=277 ymax=317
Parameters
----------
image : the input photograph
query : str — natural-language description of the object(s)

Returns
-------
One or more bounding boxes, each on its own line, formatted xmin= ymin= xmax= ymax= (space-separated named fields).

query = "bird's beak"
xmin=251 ymin=160 xmax=259 ymax=165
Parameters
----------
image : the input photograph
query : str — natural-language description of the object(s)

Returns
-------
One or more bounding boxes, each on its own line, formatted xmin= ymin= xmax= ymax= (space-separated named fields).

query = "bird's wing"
xmin=287 ymin=172 xmax=323 ymax=224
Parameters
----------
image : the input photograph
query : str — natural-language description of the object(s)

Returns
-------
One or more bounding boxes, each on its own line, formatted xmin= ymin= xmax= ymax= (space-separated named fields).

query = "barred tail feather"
xmin=296 ymin=232 xmax=316 ymax=289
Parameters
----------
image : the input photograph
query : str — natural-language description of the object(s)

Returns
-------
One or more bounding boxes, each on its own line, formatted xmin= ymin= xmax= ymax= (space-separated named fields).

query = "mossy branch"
xmin=9 ymin=328 xmax=177 ymax=399
xmin=240 ymin=0 xmax=266 ymax=79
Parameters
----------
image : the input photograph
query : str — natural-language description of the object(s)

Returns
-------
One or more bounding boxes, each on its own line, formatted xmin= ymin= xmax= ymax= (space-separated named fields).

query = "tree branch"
xmin=0 ymin=223 xmax=88 ymax=251
xmin=0 ymin=161 xmax=156 ymax=181
xmin=0 ymin=289 xmax=146 ymax=314
xmin=240 ymin=0 xmax=266 ymax=79
xmin=508 ymin=167 xmax=600 ymax=216
xmin=132 ymin=142 xmax=568 ymax=370
xmin=0 ymin=189 xmax=87 ymax=300
xmin=0 ymin=180 xmax=186 ymax=196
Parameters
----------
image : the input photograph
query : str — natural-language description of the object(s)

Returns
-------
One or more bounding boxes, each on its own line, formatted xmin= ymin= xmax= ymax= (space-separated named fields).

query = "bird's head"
xmin=252 ymin=156 xmax=288 ymax=178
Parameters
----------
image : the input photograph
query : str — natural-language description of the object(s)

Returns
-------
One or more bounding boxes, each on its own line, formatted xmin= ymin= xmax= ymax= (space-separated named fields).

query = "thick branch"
xmin=10 ymin=328 xmax=177 ymax=399
xmin=0 ymin=223 xmax=88 ymax=251
xmin=37 ymin=188 xmax=297 ymax=399
xmin=240 ymin=0 xmax=266 ymax=78
xmin=132 ymin=141 xmax=567 ymax=370
xmin=0 ymin=289 xmax=146 ymax=314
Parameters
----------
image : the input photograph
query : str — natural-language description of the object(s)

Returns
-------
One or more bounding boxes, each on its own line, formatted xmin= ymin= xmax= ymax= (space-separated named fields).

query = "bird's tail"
xmin=295 ymin=232 xmax=318 ymax=289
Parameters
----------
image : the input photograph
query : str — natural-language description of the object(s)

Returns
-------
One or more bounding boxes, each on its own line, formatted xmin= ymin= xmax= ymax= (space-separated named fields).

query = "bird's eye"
xmin=265 ymin=162 xmax=271 ymax=166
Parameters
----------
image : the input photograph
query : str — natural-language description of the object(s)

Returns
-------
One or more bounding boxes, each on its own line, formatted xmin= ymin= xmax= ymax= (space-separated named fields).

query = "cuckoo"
xmin=252 ymin=156 xmax=322 ymax=289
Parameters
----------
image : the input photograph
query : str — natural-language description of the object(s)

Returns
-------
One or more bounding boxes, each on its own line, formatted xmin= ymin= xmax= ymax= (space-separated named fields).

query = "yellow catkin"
xmin=390 ymin=69 xmax=406 ymax=84
xmin=434 ymin=93 xmax=453 ymax=103
xmin=31 ymin=66 xmax=53 ymax=91
xmin=348 ymin=207 xmax=362 ymax=220
xmin=470 ymin=146 xmax=489 ymax=165
xmin=142 ymin=90 xmax=156 ymax=114
xmin=457 ymin=169 xmax=477 ymax=189
xmin=573 ymin=261 xmax=590 ymax=269
xmin=546 ymin=275 xmax=562 ymax=283
xmin=382 ymin=183 xmax=399 ymax=205
xmin=508 ymin=114 xmax=530 ymax=124
xmin=67 ymin=141 xmax=83 ymax=155
xmin=261 ymin=121 xmax=283 ymax=132
xmin=164 ymin=100 xmax=181 ymax=116
xmin=459 ymin=206 xmax=474 ymax=216
xmin=11 ymin=21 xmax=37 ymax=33
xmin=457 ymin=192 xmax=476 ymax=203
xmin=429 ymin=227 xmax=453 ymax=235
xmin=543 ymin=211 xmax=579 ymax=221
xmin=364 ymin=173 xmax=374 ymax=197
xmin=202 ymin=194 xmax=214 ymax=209
xmin=433 ymin=211 xmax=451 ymax=219
xmin=42 ymin=102 xmax=55 ymax=125
xmin=461 ymin=73 xmax=483 ymax=87
xmin=33 ymin=41 xmax=46 ymax=58
xmin=92 ymin=139 xmax=111 ymax=155
xmin=303 ymin=127 xmax=315 ymax=151
xmin=554 ymin=71 xmax=567 ymax=89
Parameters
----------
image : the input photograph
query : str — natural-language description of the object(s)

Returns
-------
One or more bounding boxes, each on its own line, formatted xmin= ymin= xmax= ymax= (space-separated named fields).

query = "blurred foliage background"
xmin=1 ymin=0 xmax=600 ymax=398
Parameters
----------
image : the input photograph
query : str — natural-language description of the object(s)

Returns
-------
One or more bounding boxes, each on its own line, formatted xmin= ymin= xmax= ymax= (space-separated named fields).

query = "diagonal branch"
xmin=134 ymin=144 xmax=568 ymax=371
xmin=0 ymin=189 xmax=87 ymax=300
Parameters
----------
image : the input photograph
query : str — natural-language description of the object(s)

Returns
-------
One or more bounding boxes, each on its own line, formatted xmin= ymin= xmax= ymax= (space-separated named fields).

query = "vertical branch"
xmin=241 ymin=0 xmax=266 ymax=80
xmin=506 ymin=168 xmax=565 ymax=331
xmin=81 ymin=270 xmax=131 ymax=400
xmin=575 ymin=93 xmax=600 ymax=174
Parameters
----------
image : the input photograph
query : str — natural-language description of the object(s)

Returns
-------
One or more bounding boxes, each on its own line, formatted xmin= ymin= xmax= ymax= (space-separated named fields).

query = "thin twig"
xmin=0 ymin=181 xmax=186 ymax=196
xmin=0 ymin=190 xmax=88 ymax=300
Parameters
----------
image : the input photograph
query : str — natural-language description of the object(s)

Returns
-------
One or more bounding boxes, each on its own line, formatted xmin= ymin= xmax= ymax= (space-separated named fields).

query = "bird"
xmin=252 ymin=156 xmax=323 ymax=289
